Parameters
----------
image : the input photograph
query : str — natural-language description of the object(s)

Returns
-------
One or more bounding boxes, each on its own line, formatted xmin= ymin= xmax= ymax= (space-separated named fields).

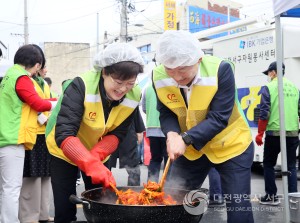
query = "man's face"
xmin=267 ymin=70 xmax=276 ymax=80
xmin=164 ymin=60 xmax=200 ymax=86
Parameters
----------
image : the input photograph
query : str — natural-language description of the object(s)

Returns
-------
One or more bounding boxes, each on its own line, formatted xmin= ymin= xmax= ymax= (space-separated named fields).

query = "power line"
xmin=0 ymin=21 xmax=23 ymax=25
xmin=1 ymin=3 xmax=118 ymax=27
xmin=45 ymin=31 xmax=161 ymax=59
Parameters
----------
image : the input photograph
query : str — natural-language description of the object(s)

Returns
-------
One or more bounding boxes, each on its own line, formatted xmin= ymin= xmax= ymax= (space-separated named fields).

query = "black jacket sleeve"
xmin=55 ymin=77 xmax=85 ymax=147
xmin=134 ymin=108 xmax=145 ymax=133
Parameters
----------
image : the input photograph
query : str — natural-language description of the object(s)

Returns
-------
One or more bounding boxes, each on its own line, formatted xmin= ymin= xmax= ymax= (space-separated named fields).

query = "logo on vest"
xmin=166 ymin=93 xmax=179 ymax=104
xmin=167 ymin=93 xmax=175 ymax=100
xmin=88 ymin=112 xmax=96 ymax=121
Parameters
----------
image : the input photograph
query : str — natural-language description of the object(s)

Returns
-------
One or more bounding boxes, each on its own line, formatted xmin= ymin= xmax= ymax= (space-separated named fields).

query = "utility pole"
xmin=227 ymin=5 xmax=230 ymax=35
xmin=24 ymin=0 xmax=29 ymax=44
xmin=120 ymin=0 xmax=128 ymax=42
xmin=103 ymin=31 xmax=108 ymax=49
xmin=97 ymin=13 xmax=99 ymax=53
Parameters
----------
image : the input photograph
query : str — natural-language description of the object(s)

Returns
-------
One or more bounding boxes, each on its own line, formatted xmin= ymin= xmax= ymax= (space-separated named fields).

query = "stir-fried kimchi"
xmin=115 ymin=181 xmax=177 ymax=205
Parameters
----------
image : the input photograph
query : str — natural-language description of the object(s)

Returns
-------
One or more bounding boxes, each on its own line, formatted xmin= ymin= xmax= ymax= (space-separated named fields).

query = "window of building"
xmin=138 ymin=44 xmax=151 ymax=53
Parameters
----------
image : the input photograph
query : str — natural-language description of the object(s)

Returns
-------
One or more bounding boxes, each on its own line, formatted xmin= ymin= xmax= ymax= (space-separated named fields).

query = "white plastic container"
xmin=289 ymin=192 xmax=300 ymax=223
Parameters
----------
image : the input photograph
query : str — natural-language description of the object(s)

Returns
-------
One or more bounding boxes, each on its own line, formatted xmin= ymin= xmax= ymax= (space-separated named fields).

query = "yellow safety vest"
xmin=153 ymin=56 xmax=252 ymax=163
xmin=32 ymin=79 xmax=51 ymax=134
xmin=46 ymin=70 xmax=141 ymax=165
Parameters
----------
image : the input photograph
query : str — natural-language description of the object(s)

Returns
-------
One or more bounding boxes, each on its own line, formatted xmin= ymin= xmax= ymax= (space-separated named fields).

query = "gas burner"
xmin=70 ymin=221 xmax=88 ymax=223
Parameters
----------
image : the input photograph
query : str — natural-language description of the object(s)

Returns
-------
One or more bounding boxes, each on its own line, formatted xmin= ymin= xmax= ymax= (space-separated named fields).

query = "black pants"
xmin=263 ymin=136 xmax=299 ymax=195
xmin=50 ymin=156 xmax=102 ymax=223
xmin=166 ymin=143 xmax=254 ymax=223
xmin=147 ymin=136 xmax=168 ymax=182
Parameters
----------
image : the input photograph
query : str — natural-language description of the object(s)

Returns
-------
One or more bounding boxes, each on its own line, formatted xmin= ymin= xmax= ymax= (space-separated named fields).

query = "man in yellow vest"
xmin=152 ymin=30 xmax=254 ymax=223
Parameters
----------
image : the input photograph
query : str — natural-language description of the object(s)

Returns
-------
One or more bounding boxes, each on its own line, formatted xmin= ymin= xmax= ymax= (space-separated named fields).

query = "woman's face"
xmin=102 ymin=73 xmax=137 ymax=101
xmin=38 ymin=66 xmax=48 ymax=78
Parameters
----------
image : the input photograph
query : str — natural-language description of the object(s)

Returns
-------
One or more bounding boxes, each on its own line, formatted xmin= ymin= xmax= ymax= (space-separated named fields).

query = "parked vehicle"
xmin=199 ymin=22 xmax=300 ymax=167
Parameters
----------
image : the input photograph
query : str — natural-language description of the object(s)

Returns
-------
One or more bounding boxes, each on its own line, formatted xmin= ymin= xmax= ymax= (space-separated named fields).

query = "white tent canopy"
xmin=273 ymin=0 xmax=300 ymax=16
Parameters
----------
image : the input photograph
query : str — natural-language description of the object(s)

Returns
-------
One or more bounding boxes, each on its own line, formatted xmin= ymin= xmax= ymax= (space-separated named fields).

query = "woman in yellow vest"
xmin=0 ymin=45 xmax=57 ymax=223
xmin=153 ymin=30 xmax=254 ymax=223
xmin=19 ymin=45 xmax=55 ymax=223
xmin=45 ymin=43 xmax=144 ymax=223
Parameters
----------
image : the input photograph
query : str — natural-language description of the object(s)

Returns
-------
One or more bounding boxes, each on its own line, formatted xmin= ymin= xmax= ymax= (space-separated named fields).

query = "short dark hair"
xmin=103 ymin=61 xmax=143 ymax=80
xmin=14 ymin=45 xmax=43 ymax=69
xmin=44 ymin=77 xmax=52 ymax=85
xmin=31 ymin=44 xmax=46 ymax=70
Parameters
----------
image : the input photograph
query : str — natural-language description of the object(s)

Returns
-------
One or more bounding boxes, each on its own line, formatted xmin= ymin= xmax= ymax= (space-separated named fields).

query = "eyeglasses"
xmin=109 ymin=75 xmax=138 ymax=89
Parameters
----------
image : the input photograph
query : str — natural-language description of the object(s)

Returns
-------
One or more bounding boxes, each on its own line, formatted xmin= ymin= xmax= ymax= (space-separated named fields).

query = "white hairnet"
xmin=93 ymin=43 xmax=144 ymax=70
xmin=155 ymin=30 xmax=204 ymax=69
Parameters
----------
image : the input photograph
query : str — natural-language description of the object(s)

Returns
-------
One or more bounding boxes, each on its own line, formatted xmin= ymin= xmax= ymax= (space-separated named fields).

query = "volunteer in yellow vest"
xmin=19 ymin=44 xmax=55 ymax=223
xmin=255 ymin=62 xmax=299 ymax=205
xmin=0 ymin=45 xmax=57 ymax=223
xmin=45 ymin=43 xmax=144 ymax=223
xmin=153 ymin=30 xmax=254 ymax=223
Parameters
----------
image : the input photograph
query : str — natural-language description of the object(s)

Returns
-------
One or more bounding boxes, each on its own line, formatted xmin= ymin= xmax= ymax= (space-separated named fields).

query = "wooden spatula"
xmin=159 ymin=157 xmax=171 ymax=191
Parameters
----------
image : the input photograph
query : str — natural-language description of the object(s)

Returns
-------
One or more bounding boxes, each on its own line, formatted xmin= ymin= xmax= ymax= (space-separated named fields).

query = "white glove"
xmin=37 ymin=113 xmax=48 ymax=125
xmin=50 ymin=101 xmax=58 ymax=111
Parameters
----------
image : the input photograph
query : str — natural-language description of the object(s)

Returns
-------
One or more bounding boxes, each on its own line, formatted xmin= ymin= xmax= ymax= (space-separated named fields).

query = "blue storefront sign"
xmin=188 ymin=6 xmax=240 ymax=38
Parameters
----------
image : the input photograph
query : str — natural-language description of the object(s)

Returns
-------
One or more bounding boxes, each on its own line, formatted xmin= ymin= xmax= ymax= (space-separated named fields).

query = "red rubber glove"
xmin=61 ymin=136 xmax=116 ymax=188
xmin=90 ymin=135 xmax=119 ymax=161
xmin=255 ymin=119 xmax=268 ymax=146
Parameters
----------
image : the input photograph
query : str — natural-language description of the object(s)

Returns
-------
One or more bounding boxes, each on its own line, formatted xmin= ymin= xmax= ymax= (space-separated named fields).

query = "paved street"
xmin=49 ymin=164 xmax=300 ymax=223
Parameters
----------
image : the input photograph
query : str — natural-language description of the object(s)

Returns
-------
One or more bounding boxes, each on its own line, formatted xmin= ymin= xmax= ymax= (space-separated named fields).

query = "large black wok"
xmin=70 ymin=186 xmax=208 ymax=223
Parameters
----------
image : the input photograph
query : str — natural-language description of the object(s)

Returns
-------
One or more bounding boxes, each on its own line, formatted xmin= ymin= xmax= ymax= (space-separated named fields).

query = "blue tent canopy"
xmin=281 ymin=7 xmax=300 ymax=17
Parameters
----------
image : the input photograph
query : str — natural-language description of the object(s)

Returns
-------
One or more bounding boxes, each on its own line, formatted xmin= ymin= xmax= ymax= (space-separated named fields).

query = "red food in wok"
xmin=114 ymin=181 xmax=177 ymax=205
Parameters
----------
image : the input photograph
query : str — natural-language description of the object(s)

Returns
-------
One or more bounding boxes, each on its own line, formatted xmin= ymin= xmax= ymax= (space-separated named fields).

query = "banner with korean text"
xmin=164 ymin=0 xmax=177 ymax=30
